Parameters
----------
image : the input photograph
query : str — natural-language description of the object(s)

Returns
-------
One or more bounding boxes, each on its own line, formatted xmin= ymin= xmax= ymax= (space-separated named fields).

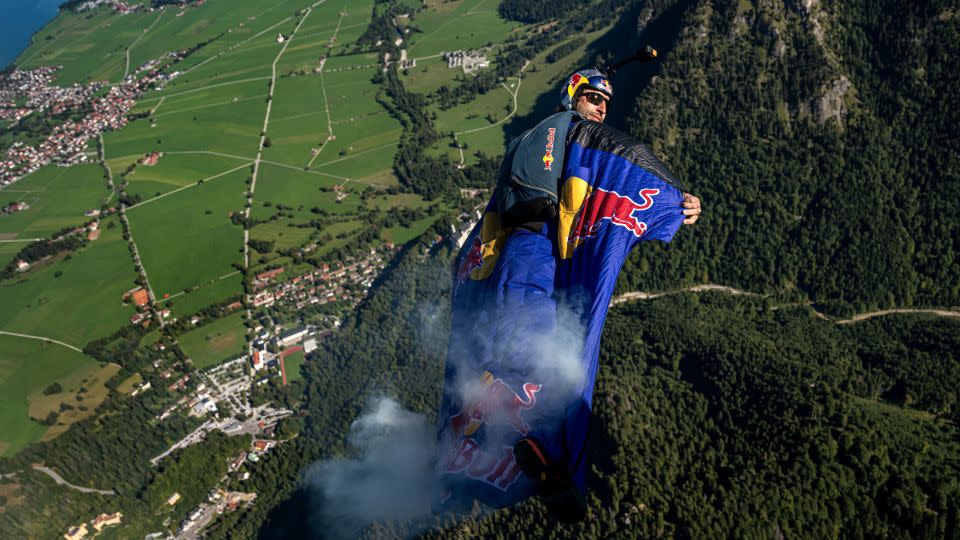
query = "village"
xmin=0 ymin=57 xmax=181 ymax=187
xmin=250 ymin=243 xmax=394 ymax=310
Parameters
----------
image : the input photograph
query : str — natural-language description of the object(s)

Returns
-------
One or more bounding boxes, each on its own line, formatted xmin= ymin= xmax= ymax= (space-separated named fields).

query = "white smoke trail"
xmin=305 ymin=397 xmax=436 ymax=539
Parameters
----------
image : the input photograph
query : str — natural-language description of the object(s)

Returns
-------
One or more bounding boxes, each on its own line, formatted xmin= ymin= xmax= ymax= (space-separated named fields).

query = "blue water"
xmin=0 ymin=0 xmax=64 ymax=68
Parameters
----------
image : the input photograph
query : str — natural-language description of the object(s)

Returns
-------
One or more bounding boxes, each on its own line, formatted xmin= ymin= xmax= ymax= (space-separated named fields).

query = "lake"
xmin=0 ymin=0 xmax=64 ymax=68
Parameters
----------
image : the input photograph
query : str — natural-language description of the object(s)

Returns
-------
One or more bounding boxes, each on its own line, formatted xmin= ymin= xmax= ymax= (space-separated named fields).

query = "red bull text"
xmin=542 ymin=127 xmax=557 ymax=171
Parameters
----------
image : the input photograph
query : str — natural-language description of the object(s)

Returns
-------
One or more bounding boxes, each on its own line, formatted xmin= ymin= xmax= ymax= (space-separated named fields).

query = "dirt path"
xmin=31 ymin=465 xmax=115 ymax=496
xmin=836 ymin=308 xmax=960 ymax=324
xmin=0 ymin=331 xmax=83 ymax=353
xmin=124 ymin=11 xmax=164 ymax=80
xmin=611 ymin=285 xmax=960 ymax=324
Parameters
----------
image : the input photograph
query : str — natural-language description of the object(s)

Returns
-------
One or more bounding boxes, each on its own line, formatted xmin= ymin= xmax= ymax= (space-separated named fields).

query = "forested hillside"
xmin=610 ymin=0 xmax=959 ymax=316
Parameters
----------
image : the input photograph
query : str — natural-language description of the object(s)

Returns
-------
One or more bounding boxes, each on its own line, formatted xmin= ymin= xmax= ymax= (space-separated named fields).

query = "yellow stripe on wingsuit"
xmin=557 ymin=176 xmax=591 ymax=260
xmin=470 ymin=211 xmax=512 ymax=280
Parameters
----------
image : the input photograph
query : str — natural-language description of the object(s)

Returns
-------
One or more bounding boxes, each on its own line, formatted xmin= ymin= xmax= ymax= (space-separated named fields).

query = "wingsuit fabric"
xmin=436 ymin=120 xmax=688 ymax=511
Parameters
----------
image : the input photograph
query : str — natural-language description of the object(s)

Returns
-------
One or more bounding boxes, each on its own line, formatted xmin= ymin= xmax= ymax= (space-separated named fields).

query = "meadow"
xmin=405 ymin=0 xmax=522 ymax=58
xmin=0 ymin=335 xmax=104 ymax=457
xmin=156 ymin=272 xmax=243 ymax=318
xmin=17 ymin=9 xmax=159 ymax=84
xmin=121 ymin=152 xmax=251 ymax=201
xmin=0 ymin=216 xmax=139 ymax=346
xmin=178 ymin=311 xmax=247 ymax=370
xmin=0 ymin=164 xmax=108 ymax=240
xmin=126 ymin=168 xmax=246 ymax=298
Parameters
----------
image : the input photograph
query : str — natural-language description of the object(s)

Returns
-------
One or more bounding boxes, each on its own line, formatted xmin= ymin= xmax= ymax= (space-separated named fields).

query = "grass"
xmin=383 ymin=213 xmax=445 ymax=245
xmin=283 ymin=349 xmax=306 ymax=383
xmin=0 ymin=216 xmax=139 ymax=346
xmin=126 ymin=168 xmax=246 ymax=298
xmin=399 ymin=56 xmax=459 ymax=94
xmin=28 ymin=362 xmax=120 ymax=442
xmin=250 ymin=220 xmax=316 ymax=252
xmin=103 ymin=84 xmax=266 ymax=159
xmin=178 ymin=311 xmax=248 ymax=369
xmin=157 ymin=272 xmax=243 ymax=318
xmin=17 ymin=9 xmax=159 ymax=84
xmin=116 ymin=372 xmax=143 ymax=394
xmin=250 ymin=163 xmax=361 ymax=221
xmin=405 ymin=0 xmax=522 ymax=58
xmin=0 ymin=243 xmax=23 ymax=268
xmin=121 ymin=152 xmax=252 ymax=201
xmin=0 ymin=334 xmax=103 ymax=457
xmin=0 ymin=164 xmax=108 ymax=240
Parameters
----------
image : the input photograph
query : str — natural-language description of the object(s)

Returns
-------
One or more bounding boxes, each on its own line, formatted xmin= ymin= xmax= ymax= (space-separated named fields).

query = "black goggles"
xmin=581 ymin=92 xmax=609 ymax=106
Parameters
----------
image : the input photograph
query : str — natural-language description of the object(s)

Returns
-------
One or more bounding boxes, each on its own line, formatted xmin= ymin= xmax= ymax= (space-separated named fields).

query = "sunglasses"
xmin=581 ymin=92 xmax=609 ymax=106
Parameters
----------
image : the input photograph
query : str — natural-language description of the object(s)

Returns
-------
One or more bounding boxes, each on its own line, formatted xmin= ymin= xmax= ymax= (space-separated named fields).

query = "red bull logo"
xmin=449 ymin=371 xmax=541 ymax=437
xmin=567 ymin=73 xmax=586 ymax=98
xmin=542 ymin=127 xmax=557 ymax=171
xmin=557 ymin=177 xmax=660 ymax=259
xmin=440 ymin=441 xmax=523 ymax=491
xmin=569 ymin=186 xmax=659 ymax=241
xmin=439 ymin=371 xmax=541 ymax=492
xmin=457 ymin=234 xmax=484 ymax=282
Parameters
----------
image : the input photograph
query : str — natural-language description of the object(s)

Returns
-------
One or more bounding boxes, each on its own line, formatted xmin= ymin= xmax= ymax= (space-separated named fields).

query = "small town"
xmin=0 ymin=60 xmax=179 ymax=186
xmin=250 ymin=244 xmax=395 ymax=310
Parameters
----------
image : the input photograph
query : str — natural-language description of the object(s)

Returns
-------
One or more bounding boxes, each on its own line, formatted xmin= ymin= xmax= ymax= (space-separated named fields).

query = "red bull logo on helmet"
xmin=567 ymin=73 xmax=587 ymax=98
xmin=557 ymin=176 xmax=660 ymax=259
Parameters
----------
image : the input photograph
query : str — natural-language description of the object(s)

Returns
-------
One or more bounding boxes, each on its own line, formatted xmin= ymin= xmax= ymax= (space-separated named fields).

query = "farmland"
xmin=126 ymin=167 xmax=247 ymax=299
xmin=0 ymin=164 xmax=108 ymax=241
xmin=178 ymin=311 xmax=248 ymax=370
xmin=0 ymin=334 xmax=103 ymax=457
xmin=0 ymin=216 xmax=138 ymax=345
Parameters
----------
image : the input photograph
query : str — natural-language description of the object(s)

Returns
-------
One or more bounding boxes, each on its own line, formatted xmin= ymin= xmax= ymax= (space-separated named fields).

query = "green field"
xmin=157 ymin=272 xmax=243 ymax=318
xmin=178 ymin=311 xmax=247 ymax=369
xmin=283 ymin=349 xmax=306 ymax=383
xmin=122 ymin=152 xmax=252 ymax=201
xmin=103 ymin=81 xmax=266 ymax=159
xmin=251 ymin=163 xmax=362 ymax=221
xmin=250 ymin=220 xmax=316 ymax=251
xmin=18 ymin=9 xmax=160 ymax=84
xmin=0 ymin=335 xmax=102 ymax=457
xmin=405 ymin=0 xmax=522 ymax=58
xmin=0 ymin=243 xmax=22 ymax=267
xmin=0 ymin=216 xmax=139 ymax=346
xmin=126 ymin=168 xmax=246 ymax=297
xmin=0 ymin=164 xmax=108 ymax=240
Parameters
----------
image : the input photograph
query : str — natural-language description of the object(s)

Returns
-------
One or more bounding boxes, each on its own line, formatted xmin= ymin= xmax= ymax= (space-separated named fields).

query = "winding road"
xmin=31 ymin=465 xmax=115 ymax=496
xmin=610 ymin=285 xmax=960 ymax=324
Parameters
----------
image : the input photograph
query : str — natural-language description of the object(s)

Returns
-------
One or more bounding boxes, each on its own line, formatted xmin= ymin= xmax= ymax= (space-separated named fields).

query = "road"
xmin=31 ymin=465 xmax=115 ymax=496
xmin=0 ymin=331 xmax=83 ymax=353
xmin=610 ymin=285 xmax=960 ymax=324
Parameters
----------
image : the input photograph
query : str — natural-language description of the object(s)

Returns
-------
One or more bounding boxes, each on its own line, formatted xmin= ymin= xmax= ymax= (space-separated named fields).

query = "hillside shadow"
xmin=503 ymin=0 xmax=691 ymax=142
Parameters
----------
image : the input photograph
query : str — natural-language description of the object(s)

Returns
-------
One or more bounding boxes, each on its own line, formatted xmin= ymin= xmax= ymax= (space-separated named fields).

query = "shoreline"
xmin=2 ymin=1 xmax=65 ymax=69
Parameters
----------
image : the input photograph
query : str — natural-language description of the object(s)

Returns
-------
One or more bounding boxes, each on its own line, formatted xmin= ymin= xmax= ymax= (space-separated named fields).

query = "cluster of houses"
xmin=0 ymin=66 xmax=61 ymax=122
xmin=62 ymin=512 xmax=122 ymax=540
xmin=1 ymin=201 xmax=29 ymax=215
xmin=74 ymin=0 xmax=136 ymax=14
xmin=443 ymin=49 xmax=490 ymax=73
xmin=0 ymin=60 xmax=180 ymax=186
xmin=250 ymin=245 xmax=394 ymax=310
